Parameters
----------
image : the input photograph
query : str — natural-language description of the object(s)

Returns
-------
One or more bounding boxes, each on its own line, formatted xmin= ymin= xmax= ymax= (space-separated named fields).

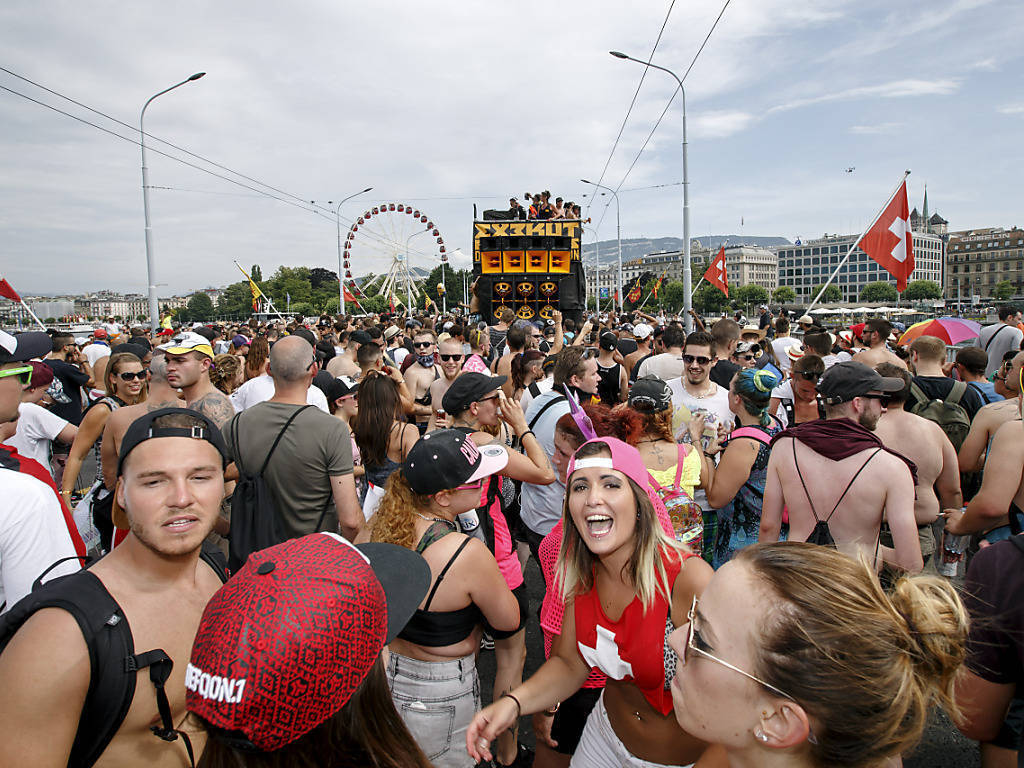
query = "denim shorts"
xmin=386 ymin=651 xmax=480 ymax=768
xmin=570 ymin=693 xmax=694 ymax=768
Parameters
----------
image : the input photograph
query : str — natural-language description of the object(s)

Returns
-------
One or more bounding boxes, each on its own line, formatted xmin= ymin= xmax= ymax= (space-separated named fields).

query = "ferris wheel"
xmin=342 ymin=202 xmax=448 ymax=311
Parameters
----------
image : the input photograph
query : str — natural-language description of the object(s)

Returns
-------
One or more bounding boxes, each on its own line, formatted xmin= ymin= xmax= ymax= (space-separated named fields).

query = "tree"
xmin=902 ymin=280 xmax=943 ymax=301
xmin=992 ymin=280 xmax=1015 ymax=301
xmin=772 ymin=286 xmax=796 ymax=304
xmin=661 ymin=280 xmax=687 ymax=313
xmin=733 ymin=284 xmax=769 ymax=310
xmin=859 ymin=281 xmax=899 ymax=303
xmin=250 ymin=265 xmax=263 ymax=283
xmin=811 ymin=283 xmax=843 ymax=303
xmin=691 ymin=283 xmax=729 ymax=315
xmin=186 ymin=292 xmax=215 ymax=321
xmin=217 ymin=281 xmax=256 ymax=319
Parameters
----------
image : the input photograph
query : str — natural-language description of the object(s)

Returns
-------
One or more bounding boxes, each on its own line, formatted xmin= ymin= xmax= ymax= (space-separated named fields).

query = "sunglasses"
xmin=682 ymin=354 xmax=713 ymax=366
xmin=794 ymin=371 xmax=820 ymax=382
xmin=414 ymin=341 xmax=434 ymax=349
xmin=860 ymin=393 xmax=891 ymax=405
xmin=684 ymin=596 xmax=794 ymax=701
xmin=479 ymin=393 xmax=500 ymax=404
xmin=0 ymin=365 xmax=32 ymax=387
xmin=117 ymin=370 xmax=149 ymax=382
xmin=736 ymin=354 xmax=756 ymax=362
xmin=440 ymin=354 xmax=463 ymax=362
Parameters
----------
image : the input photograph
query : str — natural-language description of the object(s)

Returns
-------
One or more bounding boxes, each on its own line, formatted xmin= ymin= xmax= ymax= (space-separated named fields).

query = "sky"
xmin=1 ymin=0 xmax=1021 ymax=296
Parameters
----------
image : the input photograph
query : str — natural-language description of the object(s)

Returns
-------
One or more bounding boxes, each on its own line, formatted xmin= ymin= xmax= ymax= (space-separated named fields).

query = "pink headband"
xmin=567 ymin=437 xmax=648 ymax=489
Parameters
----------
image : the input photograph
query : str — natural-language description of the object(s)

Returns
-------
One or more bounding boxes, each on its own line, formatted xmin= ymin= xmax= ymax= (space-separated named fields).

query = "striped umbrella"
xmin=897 ymin=317 xmax=981 ymax=346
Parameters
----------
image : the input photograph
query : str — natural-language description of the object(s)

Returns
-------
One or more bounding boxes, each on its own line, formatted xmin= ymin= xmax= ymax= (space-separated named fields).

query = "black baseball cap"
xmin=599 ymin=331 xmax=618 ymax=351
xmin=441 ymin=372 xmax=507 ymax=415
xmin=325 ymin=375 xmax=359 ymax=402
xmin=0 ymin=330 xmax=50 ymax=365
xmin=816 ymin=361 xmax=904 ymax=405
xmin=628 ymin=375 xmax=673 ymax=413
xmin=118 ymin=407 xmax=228 ymax=476
xmin=351 ymin=330 xmax=372 ymax=346
xmin=403 ymin=429 xmax=508 ymax=495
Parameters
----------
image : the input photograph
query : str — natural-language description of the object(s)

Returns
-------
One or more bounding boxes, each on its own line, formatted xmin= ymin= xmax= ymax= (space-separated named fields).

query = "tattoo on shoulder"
xmin=188 ymin=392 xmax=235 ymax=428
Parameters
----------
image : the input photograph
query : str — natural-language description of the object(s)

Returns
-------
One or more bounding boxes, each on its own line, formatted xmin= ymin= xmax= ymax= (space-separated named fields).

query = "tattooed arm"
xmin=187 ymin=391 xmax=236 ymax=429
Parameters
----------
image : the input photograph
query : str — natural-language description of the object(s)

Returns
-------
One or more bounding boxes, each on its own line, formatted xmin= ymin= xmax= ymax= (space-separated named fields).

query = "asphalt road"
xmin=475 ymin=557 xmax=981 ymax=767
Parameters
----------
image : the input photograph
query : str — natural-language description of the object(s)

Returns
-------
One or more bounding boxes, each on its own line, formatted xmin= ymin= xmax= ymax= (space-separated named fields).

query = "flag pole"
xmin=637 ymin=267 xmax=671 ymax=310
xmin=19 ymin=299 xmax=47 ymax=330
xmin=805 ymin=170 xmax=911 ymax=313
xmin=689 ymin=275 xmax=705 ymax=300
xmin=233 ymin=260 xmax=286 ymax=322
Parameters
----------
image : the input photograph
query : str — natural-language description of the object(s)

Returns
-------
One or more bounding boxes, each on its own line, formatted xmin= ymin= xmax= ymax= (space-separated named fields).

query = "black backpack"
xmin=228 ymin=405 xmax=312 ymax=572
xmin=0 ymin=545 xmax=228 ymax=767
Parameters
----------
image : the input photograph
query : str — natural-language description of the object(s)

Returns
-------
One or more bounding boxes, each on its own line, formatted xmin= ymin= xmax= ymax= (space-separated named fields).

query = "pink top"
xmin=462 ymin=354 xmax=489 ymax=374
xmin=485 ymin=476 xmax=523 ymax=590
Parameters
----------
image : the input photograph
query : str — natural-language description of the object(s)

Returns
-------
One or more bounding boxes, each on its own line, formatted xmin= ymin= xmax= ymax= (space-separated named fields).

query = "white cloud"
xmin=690 ymin=110 xmax=756 ymax=139
xmin=768 ymin=79 xmax=960 ymax=114
xmin=997 ymin=104 xmax=1024 ymax=115
xmin=849 ymin=122 xmax=904 ymax=135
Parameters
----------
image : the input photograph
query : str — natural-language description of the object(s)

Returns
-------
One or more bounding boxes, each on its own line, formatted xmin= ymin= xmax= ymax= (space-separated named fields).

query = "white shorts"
xmin=570 ymin=692 xmax=694 ymax=768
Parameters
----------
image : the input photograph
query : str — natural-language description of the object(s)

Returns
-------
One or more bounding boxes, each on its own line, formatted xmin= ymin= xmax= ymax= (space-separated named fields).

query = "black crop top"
xmin=398 ymin=524 xmax=482 ymax=646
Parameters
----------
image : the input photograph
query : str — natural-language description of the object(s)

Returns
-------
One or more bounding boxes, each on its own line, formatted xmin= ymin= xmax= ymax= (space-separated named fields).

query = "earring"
xmin=754 ymin=728 xmax=769 ymax=743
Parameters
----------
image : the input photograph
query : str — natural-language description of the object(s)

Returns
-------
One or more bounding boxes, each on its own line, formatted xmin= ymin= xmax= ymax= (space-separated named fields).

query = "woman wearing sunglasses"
xmin=468 ymin=437 xmax=714 ymax=768
xmin=668 ymin=541 xmax=966 ymax=768
xmin=768 ymin=354 xmax=826 ymax=427
xmin=370 ymin=429 xmax=521 ymax=767
xmin=61 ymin=351 xmax=148 ymax=550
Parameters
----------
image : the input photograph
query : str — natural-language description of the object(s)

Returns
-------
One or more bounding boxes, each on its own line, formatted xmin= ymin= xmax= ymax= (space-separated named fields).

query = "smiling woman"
xmin=467 ymin=437 xmax=714 ymax=768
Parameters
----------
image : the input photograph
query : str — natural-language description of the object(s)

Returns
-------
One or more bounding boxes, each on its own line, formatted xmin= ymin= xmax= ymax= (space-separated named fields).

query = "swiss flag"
xmin=704 ymin=246 xmax=729 ymax=297
xmin=0 ymin=276 xmax=21 ymax=302
xmin=860 ymin=180 xmax=914 ymax=291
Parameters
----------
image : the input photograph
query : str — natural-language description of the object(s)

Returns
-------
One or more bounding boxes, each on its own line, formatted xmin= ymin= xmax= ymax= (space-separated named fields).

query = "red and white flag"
xmin=860 ymin=179 xmax=914 ymax=291
xmin=704 ymin=246 xmax=729 ymax=297
xmin=0 ymin=276 xmax=21 ymax=302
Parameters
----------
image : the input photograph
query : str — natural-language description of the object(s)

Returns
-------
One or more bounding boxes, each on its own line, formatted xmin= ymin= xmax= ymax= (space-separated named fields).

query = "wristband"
xmin=501 ymin=692 xmax=522 ymax=719
xmin=704 ymin=450 xmax=717 ymax=458
xmin=519 ymin=430 xmax=536 ymax=441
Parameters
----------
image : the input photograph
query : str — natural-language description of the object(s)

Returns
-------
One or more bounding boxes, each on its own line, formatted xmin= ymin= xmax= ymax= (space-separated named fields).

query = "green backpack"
xmin=908 ymin=380 xmax=971 ymax=452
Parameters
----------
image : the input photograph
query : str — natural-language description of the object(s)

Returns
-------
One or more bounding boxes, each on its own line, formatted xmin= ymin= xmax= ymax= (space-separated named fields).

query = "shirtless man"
xmin=760 ymin=361 xmax=923 ymax=572
xmin=326 ymin=331 xmax=360 ymax=378
xmin=959 ymin=350 xmax=1024 ymax=473
xmin=161 ymin=332 xmax=235 ymax=429
xmin=873 ymin=363 xmax=961 ymax=565
xmin=404 ymin=329 xmax=443 ymax=434
xmin=0 ymin=408 xmax=226 ymax=767
xmin=851 ymin=318 xmax=907 ymax=370
xmin=426 ymin=338 xmax=464 ymax=431
xmin=623 ymin=323 xmax=653 ymax=383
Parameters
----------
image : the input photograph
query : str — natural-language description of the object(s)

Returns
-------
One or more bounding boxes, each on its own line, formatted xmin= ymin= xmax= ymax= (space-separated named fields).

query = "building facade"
xmin=776 ymin=230 xmax=944 ymax=303
xmin=945 ymin=227 xmax=1024 ymax=298
xmin=722 ymin=245 xmax=777 ymax=292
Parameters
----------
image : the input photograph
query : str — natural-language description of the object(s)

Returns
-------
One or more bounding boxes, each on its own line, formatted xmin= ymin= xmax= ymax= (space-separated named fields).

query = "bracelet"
xmin=519 ymin=430 xmax=536 ymax=441
xmin=545 ymin=701 xmax=561 ymax=715
xmin=703 ymin=450 xmax=717 ymax=458
xmin=500 ymin=692 xmax=522 ymax=719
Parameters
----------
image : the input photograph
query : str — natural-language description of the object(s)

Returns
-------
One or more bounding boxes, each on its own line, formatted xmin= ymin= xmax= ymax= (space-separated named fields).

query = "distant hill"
xmin=582 ymin=235 xmax=790 ymax=267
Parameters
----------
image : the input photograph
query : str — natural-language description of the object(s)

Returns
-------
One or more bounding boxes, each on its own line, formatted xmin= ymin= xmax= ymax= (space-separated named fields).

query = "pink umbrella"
xmin=897 ymin=317 xmax=981 ymax=346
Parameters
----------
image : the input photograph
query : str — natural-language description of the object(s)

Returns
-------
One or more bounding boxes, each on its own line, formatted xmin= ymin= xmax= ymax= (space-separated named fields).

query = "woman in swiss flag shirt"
xmin=467 ymin=437 xmax=716 ymax=767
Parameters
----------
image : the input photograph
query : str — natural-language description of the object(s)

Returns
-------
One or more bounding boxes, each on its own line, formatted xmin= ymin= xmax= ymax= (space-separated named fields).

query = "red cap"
xmin=186 ymin=533 xmax=428 ymax=752
xmin=93 ymin=328 xmax=107 ymax=339
xmin=849 ymin=322 xmax=866 ymax=340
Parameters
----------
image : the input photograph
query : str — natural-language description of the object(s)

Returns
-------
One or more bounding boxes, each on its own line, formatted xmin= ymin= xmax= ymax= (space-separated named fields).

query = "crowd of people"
xmin=0 ymin=300 xmax=1021 ymax=768
xmin=503 ymin=191 xmax=585 ymax=222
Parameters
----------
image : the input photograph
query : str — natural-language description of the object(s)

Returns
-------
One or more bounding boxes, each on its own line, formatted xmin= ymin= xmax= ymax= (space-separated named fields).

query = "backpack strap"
xmin=791 ymin=439 xmax=822 ymax=524
xmin=1009 ymin=534 xmax=1024 ymax=555
xmin=127 ymin=649 xmax=195 ymax=767
xmin=945 ymin=380 xmax=967 ymax=407
xmin=967 ymin=381 xmax=995 ymax=405
xmin=984 ymin=324 xmax=1009 ymax=351
xmin=258 ymin=405 xmax=314 ymax=475
xmin=824 ymin=449 xmax=882 ymax=521
xmin=729 ymin=425 xmax=771 ymax=444
xmin=527 ymin=394 xmax=567 ymax=431
xmin=673 ymin=444 xmax=692 ymax=488
xmin=909 ymin=381 xmax=929 ymax=409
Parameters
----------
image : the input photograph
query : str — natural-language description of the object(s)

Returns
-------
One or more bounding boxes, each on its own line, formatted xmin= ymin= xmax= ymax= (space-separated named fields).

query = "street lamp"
xmin=140 ymin=72 xmax=205 ymax=332
xmin=335 ymin=187 xmax=373 ymax=316
xmin=610 ymin=51 xmax=692 ymax=331
xmin=581 ymin=179 xmax=622 ymax=312
xmin=406 ymin=228 xmax=432 ymax=315
xmin=583 ymin=225 xmax=600 ymax=312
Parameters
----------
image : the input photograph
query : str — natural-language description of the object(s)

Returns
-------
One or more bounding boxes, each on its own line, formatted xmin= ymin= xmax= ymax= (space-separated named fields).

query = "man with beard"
xmin=426 ymin=337 xmax=465 ymax=430
xmin=0 ymin=408 xmax=227 ymax=766
xmin=161 ymin=332 xmax=234 ymax=428
xmin=760 ymin=361 xmax=923 ymax=572
xmin=403 ymin=329 xmax=443 ymax=435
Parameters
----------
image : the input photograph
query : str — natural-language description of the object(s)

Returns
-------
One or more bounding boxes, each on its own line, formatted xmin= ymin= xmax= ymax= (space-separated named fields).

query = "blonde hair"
xmin=104 ymin=352 xmax=148 ymax=403
xmin=556 ymin=442 xmax=687 ymax=609
xmin=737 ymin=543 xmax=968 ymax=767
xmin=369 ymin=471 xmax=432 ymax=551
xmin=210 ymin=354 xmax=242 ymax=395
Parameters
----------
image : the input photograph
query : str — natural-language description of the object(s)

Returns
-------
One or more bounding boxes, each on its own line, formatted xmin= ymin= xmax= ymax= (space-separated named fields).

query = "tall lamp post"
xmin=609 ymin=51 xmax=692 ymax=331
xmin=335 ymin=187 xmax=373 ymax=316
xmin=406 ymin=228 xmax=432 ymax=315
xmin=583 ymin=225 xmax=600 ymax=313
xmin=581 ymin=180 xmax=622 ymax=312
xmin=140 ymin=72 xmax=205 ymax=332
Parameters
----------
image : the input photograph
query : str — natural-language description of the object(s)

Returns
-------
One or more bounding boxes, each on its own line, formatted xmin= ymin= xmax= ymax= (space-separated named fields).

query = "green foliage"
xmin=217 ymin=281 xmax=255 ymax=319
xmin=250 ymin=265 xmax=262 ymax=283
xmin=811 ymin=283 xmax=843 ymax=303
xmin=772 ymin=286 xmax=796 ymax=304
xmin=422 ymin=266 xmax=473 ymax=310
xmin=733 ymin=284 xmax=769 ymax=309
xmin=992 ymin=280 xmax=1015 ymax=301
xmin=288 ymin=301 xmax=313 ymax=318
xmin=859 ymin=281 xmax=899 ymax=302
xmin=185 ymin=292 xmax=215 ymax=322
xmin=902 ymin=280 xmax=943 ymax=301
xmin=691 ymin=282 xmax=729 ymax=315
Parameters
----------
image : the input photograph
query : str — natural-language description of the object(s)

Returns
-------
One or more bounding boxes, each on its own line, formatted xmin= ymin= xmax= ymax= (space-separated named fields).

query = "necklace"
xmin=685 ymin=380 xmax=716 ymax=400
xmin=415 ymin=512 xmax=457 ymax=531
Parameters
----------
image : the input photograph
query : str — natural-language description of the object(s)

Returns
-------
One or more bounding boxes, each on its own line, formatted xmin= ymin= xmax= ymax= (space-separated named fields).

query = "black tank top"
xmin=596 ymin=361 xmax=621 ymax=404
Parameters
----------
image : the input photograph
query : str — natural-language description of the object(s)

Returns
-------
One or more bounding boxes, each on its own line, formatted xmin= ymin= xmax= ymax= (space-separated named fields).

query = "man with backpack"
xmin=0 ymin=407 xmax=229 ymax=767
xmin=760 ymin=361 xmax=923 ymax=573
xmin=222 ymin=335 xmax=362 ymax=568
xmin=974 ymin=304 xmax=1023 ymax=377
xmin=905 ymin=335 xmax=984 ymax=452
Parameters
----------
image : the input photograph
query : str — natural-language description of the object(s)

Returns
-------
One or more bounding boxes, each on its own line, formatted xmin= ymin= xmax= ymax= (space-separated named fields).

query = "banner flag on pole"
xmin=0 ymin=276 xmax=21 ymax=302
xmin=704 ymin=247 xmax=729 ymax=297
xmin=859 ymin=179 xmax=915 ymax=291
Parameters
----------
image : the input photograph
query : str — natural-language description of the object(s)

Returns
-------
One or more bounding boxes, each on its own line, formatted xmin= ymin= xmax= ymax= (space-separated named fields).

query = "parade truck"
xmin=471 ymin=217 xmax=587 ymax=324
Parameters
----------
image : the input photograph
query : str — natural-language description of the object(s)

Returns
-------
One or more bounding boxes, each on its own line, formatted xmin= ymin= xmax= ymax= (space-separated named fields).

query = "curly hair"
xmin=369 ymin=470 xmax=432 ymax=551
xmin=209 ymin=354 xmax=242 ymax=395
